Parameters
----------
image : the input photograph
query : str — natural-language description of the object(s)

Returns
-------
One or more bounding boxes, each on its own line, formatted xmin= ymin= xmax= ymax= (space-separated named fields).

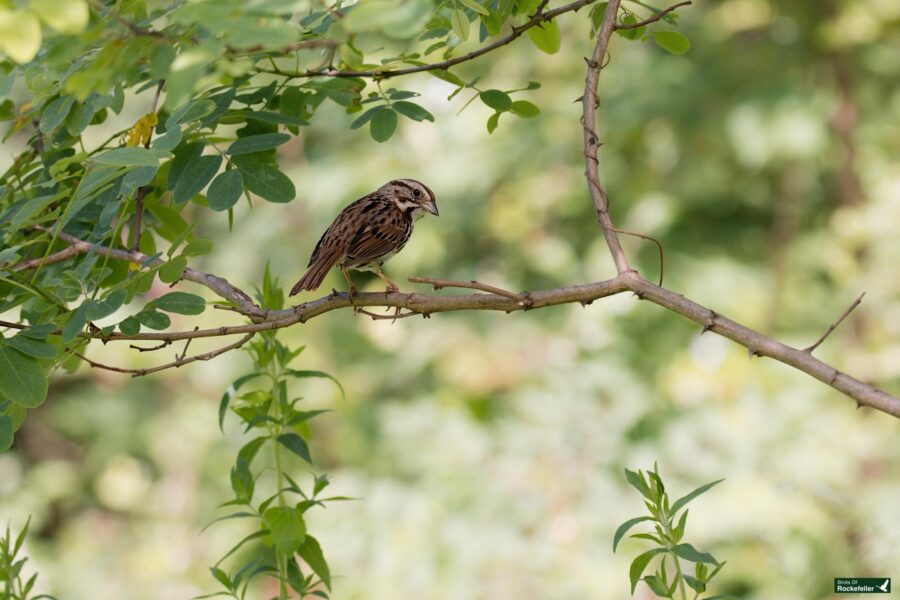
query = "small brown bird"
xmin=289 ymin=179 xmax=439 ymax=299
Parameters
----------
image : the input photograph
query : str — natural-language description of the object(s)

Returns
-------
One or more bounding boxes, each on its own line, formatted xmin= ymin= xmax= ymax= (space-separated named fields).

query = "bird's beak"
xmin=424 ymin=201 xmax=439 ymax=216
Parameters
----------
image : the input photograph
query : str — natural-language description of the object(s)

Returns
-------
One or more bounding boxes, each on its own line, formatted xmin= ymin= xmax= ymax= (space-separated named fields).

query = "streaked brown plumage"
xmin=290 ymin=179 xmax=439 ymax=298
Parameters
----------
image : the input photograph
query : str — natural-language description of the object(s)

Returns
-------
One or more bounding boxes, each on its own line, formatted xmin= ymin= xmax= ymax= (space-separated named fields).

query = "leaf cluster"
xmin=0 ymin=518 xmax=56 ymax=600
xmin=614 ymin=465 xmax=736 ymax=600
xmin=205 ymin=272 xmax=344 ymax=599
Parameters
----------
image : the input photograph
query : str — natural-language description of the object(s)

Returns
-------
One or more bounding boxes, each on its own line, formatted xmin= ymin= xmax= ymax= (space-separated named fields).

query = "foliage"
xmin=615 ymin=465 xmax=735 ymax=600
xmin=0 ymin=0 xmax=691 ymax=448
xmin=200 ymin=268 xmax=344 ymax=599
xmin=0 ymin=518 xmax=55 ymax=600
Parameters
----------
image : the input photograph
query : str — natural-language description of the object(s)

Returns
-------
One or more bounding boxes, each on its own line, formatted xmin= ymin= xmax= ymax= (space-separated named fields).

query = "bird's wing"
xmin=345 ymin=211 xmax=411 ymax=267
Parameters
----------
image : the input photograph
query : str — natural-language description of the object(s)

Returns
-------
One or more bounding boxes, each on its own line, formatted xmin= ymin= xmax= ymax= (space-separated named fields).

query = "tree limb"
xmin=258 ymin=0 xmax=598 ymax=80
xmin=582 ymin=0 xmax=632 ymax=274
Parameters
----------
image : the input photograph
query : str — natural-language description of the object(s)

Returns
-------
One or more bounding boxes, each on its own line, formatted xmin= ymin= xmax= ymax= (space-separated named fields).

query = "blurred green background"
xmin=2 ymin=0 xmax=900 ymax=598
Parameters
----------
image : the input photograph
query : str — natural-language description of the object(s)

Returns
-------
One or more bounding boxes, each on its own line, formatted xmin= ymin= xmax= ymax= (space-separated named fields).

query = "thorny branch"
xmin=8 ymin=0 xmax=900 ymax=418
xmin=257 ymin=0 xmax=599 ymax=80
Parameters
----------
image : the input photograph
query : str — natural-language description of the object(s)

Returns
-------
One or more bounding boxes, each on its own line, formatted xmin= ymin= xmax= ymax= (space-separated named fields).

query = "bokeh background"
xmin=2 ymin=0 xmax=900 ymax=598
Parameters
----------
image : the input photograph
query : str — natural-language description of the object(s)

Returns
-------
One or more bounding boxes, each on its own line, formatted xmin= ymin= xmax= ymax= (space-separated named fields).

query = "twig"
xmin=12 ymin=246 xmax=81 ymax=271
xmin=614 ymin=0 xmax=692 ymax=29
xmin=356 ymin=308 xmax=420 ymax=321
xmin=75 ymin=333 xmax=255 ymax=377
xmin=32 ymin=226 xmax=262 ymax=317
xmin=602 ymin=226 xmax=665 ymax=286
xmin=129 ymin=341 xmax=172 ymax=352
xmin=408 ymin=276 xmax=522 ymax=300
xmin=583 ymin=0 xmax=631 ymax=275
xmin=803 ymin=292 xmax=865 ymax=353
xmin=257 ymin=0 xmax=598 ymax=80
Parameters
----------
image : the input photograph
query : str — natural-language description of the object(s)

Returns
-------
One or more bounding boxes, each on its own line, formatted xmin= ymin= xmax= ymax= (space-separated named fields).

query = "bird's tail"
xmin=289 ymin=253 xmax=338 ymax=296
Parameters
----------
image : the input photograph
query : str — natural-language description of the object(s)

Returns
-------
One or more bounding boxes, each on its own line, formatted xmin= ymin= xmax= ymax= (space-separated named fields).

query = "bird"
xmin=289 ymin=179 xmax=439 ymax=300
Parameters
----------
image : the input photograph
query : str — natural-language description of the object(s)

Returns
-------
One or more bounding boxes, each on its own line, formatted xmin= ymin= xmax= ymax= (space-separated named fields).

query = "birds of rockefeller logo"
xmin=834 ymin=578 xmax=891 ymax=594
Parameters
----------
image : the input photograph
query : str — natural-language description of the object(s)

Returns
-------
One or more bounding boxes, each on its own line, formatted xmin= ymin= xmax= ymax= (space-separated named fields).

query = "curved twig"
xmin=258 ymin=0 xmax=598 ymax=80
xmin=614 ymin=0 xmax=693 ymax=30
xmin=75 ymin=333 xmax=254 ymax=377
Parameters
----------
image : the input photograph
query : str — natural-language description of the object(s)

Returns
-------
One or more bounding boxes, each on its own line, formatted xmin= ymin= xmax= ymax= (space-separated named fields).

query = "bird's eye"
xmin=413 ymin=189 xmax=421 ymax=198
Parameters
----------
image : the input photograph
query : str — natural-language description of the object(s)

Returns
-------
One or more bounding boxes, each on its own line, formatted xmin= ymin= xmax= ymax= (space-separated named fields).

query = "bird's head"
xmin=383 ymin=179 xmax=439 ymax=221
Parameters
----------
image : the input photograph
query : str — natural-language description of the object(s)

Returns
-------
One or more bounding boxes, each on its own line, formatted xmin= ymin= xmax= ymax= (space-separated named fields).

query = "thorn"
xmin=632 ymin=291 xmax=645 ymax=300
xmin=748 ymin=349 xmax=761 ymax=358
xmin=856 ymin=401 xmax=863 ymax=410
xmin=580 ymin=299 xmax=593 ymax=307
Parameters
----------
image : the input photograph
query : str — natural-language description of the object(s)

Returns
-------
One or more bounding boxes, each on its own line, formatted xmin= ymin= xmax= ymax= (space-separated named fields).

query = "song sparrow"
xmin=289 ymin=179 xmax=439 ymax=299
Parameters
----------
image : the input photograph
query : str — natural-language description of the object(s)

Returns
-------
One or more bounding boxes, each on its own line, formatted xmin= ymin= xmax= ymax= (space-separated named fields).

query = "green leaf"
xmin=298 ymin=535 xmax=331 ymax=591
xmin=173 ymin=155 xmax=222 ymax=204
xmin=526 ymin=20 xmax=561 ymax=54
xmin=30 ymin=0 xmax=88 ymax=33
xmin=226 ymin=133 xmax=290 ymax=156
xmin=167 ymin=142 xmax=204 ymax=190
xmin=370 ymin=108 xmax=397 ymax=143
xmin=39 ymin=96 xmax=75 ymax=133
xmin=0 ymin=9 xmax=42 ymax=63
xmin=155 ymin=292 xmax=206 ymax=315
xmin=0 ymin=347 xmax=48 ymax=409
xmin=4 ymin=335 xmax=57 ymax=359
xmin=613 ymin=516 xmax=653 ymax=552
xmin=86 ymin=289 xmax=127 ymax=320
xmin=0 ymin=415 xmax=13 ymax=451
xmin=182 ymin=239 xmax=213 ymax=256
xmin=510 ymin=100 xmax=540 ymax=118
xmin=277 ymin=433 xmax=312 ymax=464
xmin=230 ymin=457 xmax=254 ymax=502
xmin=629 ymin=548 xmax=666 ymax=594
xmin=616 ymin=14 xmax=645 ymax=40
xmin=135 ymin=310 xmax=171 ymax=330
xmin=119 ymin=316 xmax=140 ymax=335
xmin=159 ymin=256 xmax=187 ymax=284
xmin=672 ymin=543 xmax=719 ymax=564
xmin=208 ymin=170 xmax=244 ymax=212
xmin=654 ymin=30 xmax=691 ymax=54
xmin=625 ymin=468 xmax=654 ymax=500
xmin=237 ymin=436 xmax=267 ymax=466
xmin=209 ymin=567 xmax=232 ymax=590
xmin=263 ymin=506 xmax=306 ymax=555
xmin=643 ymin=574 xmax=669 ymax=597
xmin=238 ymin=161 xmax=295 ymax=203
xmin=284 ymin=369 xmax=345 ymax=399
xmin=683 ymin=574 xmax=706 ymax=593
xmin=392 ymin=101 xmax=434 ymax=122
xmin=93 ymin=147 xmax=159 ymax=168
xmin=671 ymin=479 xmax=724 ymax=515
xmin=479 ymin=89 xmax=512 ymax=111
xmin=219 ymin=372 xmax=265 ymax=431
xmin=486 ymin=112 xmax=500 ymax=134
xmin=61 ymin=303 xmax=90 ymax=343
xmin=457 ymin=0 xmax=490 ymax=16
xmin=243 ymin=111 xmax=308 ymax=127
xmin=450 ymin=8 xmax=469 ymax=41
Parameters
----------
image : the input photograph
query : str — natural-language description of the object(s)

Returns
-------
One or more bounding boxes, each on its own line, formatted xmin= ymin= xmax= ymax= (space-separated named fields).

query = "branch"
xmin=803 ymin=292 xmax=865 ymax=354
xmin=614 ymin=1 xmax=693 ymax=30
xmin=583 ymin=0 xmax=631 ymax=274
xmin=33 ymin=226 xmax=262 ymax=318
xmin=75 ymin=333 xmax=254 ymax=377
xmin=628 ymin=278 xmax=898 ymax=417
xmin=582 ymin=0 xmax=900 ymax=418
xmin=258 ymin=0 xmax=598 ymax=80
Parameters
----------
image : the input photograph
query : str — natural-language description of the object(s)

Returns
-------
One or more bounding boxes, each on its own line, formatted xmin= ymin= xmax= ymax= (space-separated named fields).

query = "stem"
xmin=268 ymin=371 xmax=289 ymax=600
xmin=659 ymin=508 xmax=688 ymax=600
